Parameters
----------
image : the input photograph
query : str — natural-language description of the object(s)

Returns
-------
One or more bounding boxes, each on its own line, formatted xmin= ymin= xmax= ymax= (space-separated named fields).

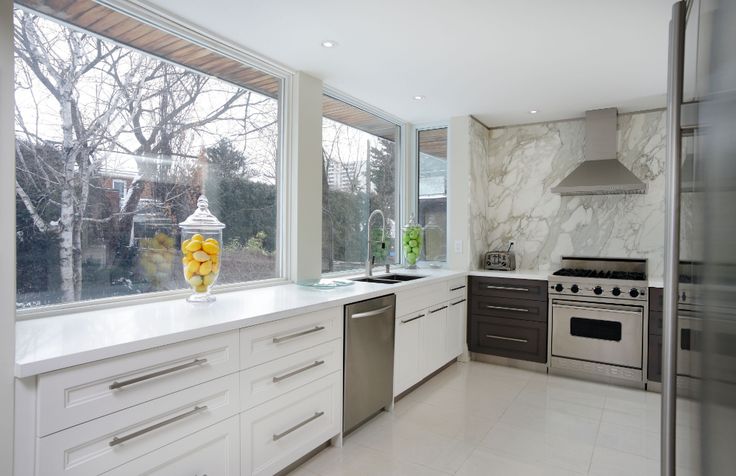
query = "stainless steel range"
xmin=548 ymin=257 xmax=648 ymax=385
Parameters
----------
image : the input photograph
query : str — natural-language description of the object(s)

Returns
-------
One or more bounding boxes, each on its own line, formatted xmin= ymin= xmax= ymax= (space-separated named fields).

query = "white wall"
xmin=446 ymin=116 xmax=472 ymax=270
xmin=289 ymin=72 xmax=324 ymax=281
xmin=0 ymin=0 xmax=16 ymax=472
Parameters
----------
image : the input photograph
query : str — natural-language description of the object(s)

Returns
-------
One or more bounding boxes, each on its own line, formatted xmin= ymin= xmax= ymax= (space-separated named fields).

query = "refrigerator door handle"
xmin=662 ymin=2 xmax=687 ymax=475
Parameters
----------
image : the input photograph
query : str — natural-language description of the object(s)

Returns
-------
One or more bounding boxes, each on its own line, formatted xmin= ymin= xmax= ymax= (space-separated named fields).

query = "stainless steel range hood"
xmin=551 ymin=108 xmax=647 ymax=195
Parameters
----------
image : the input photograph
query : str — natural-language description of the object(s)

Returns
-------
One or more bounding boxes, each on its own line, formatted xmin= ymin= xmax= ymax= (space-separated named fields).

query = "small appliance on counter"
xmin=484 ymin=242 xmax=516 ymax=271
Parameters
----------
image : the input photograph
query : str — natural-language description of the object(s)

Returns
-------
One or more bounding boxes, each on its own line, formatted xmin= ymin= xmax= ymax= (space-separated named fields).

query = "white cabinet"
xmin=38 ymin=373 xmax=240 ymax=476
xmin=393 ymin=310 xmax=424 ymax=396
xmin=103 ymin=416 xmax=239 ymax=476
xmin=446 ymin=297 xmax=467 ymax=361
xmin=393 ymin=277 xmax=468 ymax=397
xmin=37 ymin=330 xmax=239 ymax=437
xmin=241 ymin=371 xmax=342 ymax=476
xmin=421 ymin=303 xmax=447 ymax=376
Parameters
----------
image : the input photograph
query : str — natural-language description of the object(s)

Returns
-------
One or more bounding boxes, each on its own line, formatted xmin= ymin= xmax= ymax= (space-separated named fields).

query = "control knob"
xmin=629 ymin=288 xmax=640 ymax=298
xmin=570 ymin=284 xmax=579 ymax=293
xmin=554 ymin=284 xmax=564 ymax=292
xmin=612 ymin=287 xmax=621 ymax=296
xmin=594 ymin=286 xmax=603 ymax=295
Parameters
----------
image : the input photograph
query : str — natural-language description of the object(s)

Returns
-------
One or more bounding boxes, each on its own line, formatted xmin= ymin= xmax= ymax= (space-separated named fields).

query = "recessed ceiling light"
xmin=321 ymin=40 xmax=338 ymax=48
xmin=529 ymin=110 xmax=538 ymax=114
xmin=413 ymin=95 xmax=425 ymax=101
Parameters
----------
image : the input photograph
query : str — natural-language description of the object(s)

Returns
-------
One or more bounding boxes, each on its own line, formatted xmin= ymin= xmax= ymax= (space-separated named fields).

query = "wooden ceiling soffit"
xmin=418 ymin=127 xmax=447 ymax=159
xmin=322 ymin=95 xmax=398 ymax=142
xmin=15 ymin=0 xmax=281 ymax=98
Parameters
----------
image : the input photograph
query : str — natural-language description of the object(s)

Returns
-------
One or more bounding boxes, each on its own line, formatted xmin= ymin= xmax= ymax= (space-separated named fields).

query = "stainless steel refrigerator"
xmin=662 ymin=1 xmax=736 ymax=474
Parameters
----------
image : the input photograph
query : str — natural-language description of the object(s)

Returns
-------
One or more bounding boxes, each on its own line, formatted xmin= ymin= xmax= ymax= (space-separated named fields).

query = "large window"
xmin=14 ymin=6 xmax=283 ymax=309
xmin=417 ymin=127 xmax=448 ymax=262
xmin=321 ymin=95 xmax=400 ymax=273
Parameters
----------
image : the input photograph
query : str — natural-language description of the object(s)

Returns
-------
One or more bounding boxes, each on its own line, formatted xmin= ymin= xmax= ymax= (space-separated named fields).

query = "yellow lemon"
xmin=181 ymin=256 xmax=190 ymax=265
xmin=195 ymin=284 xmax=208 ymax=293
xmin=202 ymin=242 xmax=220 ymax=255
xmin=185 ymin=240 xmax=202 ymax=252
xmin=186 ymin=259 xmax=199 ymax=274
xmin=211 ymin=254 xmax=218 ymax=264
xmin=191 ymin=233 xmax=204 ymax=242
xmin=198 ymin=260 xmax=212 ymax=275
xmin=188 ymin=275 xmax=203 ymax=287
xmin=203 ymin=273 xmax=215 ymax=286
xmin=192 ymin=250 xmax=210 ymax=262
xmin=180 ymin=239 xmax=191 ymax=253
xmin=205 ymin=237 xmax=219 ymax=244
xmin=184 ymin=267 xmax=194 ymax=280
xmin=212 ymin=262 xmax=219 ymax=273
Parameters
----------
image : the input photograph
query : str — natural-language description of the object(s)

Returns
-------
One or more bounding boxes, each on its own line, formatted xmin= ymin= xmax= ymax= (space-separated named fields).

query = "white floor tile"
xmin=456 ymin=447 xmax=584 ymax=476
xmin=290 ymin=361 xmax=703 ymax=476
xmin=480 ymin=422 xmax=595 ymax=473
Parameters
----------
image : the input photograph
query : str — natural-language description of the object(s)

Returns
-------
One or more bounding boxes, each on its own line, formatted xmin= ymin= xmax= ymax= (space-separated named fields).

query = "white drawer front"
xmin=447 ymin=277 xmax=468 ymax=301
xmin=38 ymin=373 xmax=240 ymax=476
xmin=102 ymin=416 xmax=239 ymax=476
xmin=241 ymin=371 xmax=342 ymax=476
xmin=240 ymin=307 xmax=342 ymax=369
xmin=38 ymin=331 xmax=239 ymax=437
xmin=240 ymin=339 xmax=342 ymax=411
xmin=395 ymin=281 xmax=448 ymax=317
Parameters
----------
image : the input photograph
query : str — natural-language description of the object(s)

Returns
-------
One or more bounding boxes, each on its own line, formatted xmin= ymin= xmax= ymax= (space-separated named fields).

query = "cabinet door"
xmin=446 ymin=298 xmax=467 ymax=361
xmin=421 ymin=303 xmax=448 ymax=377
xmin=394 ymin=310 xmax=424 ymax=396
xmin=103 ymin=416 xmax=239 ymax=476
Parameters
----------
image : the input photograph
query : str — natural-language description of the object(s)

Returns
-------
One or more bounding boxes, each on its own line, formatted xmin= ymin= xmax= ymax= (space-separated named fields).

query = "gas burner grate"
xmin=553 ymin=268 xmax=646 ymax=281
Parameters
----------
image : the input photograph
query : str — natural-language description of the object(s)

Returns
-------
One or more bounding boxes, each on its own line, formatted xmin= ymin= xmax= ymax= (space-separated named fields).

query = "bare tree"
xmin=14 ymin=8 xmax=279 ymax=303
xmin=14 ymin=9 xmax=130 ymax=301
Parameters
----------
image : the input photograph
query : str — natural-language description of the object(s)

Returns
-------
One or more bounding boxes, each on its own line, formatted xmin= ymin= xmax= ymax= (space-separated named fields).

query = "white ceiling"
xmin=142 ymin=0 xmax=675 ymax=127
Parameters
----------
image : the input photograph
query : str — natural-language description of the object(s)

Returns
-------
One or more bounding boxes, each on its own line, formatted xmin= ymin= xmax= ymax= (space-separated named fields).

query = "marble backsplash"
xmin=470 ymin=109 xmax=666 ymax=278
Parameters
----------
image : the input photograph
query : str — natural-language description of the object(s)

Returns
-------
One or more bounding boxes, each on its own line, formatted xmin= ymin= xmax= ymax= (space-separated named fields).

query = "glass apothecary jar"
xmin=179 ymin=195 xmax=225 ymax=302
xmin=401 ymin=215 xmax=423 ymax=269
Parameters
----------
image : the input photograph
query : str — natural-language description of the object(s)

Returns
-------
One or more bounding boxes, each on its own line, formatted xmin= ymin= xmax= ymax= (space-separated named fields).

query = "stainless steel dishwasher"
xmin=343 ymin=294 xmax=395 ymax=434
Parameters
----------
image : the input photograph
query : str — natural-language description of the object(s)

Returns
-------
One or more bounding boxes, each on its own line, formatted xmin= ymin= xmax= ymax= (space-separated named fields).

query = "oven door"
xmin=677 ymin=313 xmax=702 ymax=379
xmin=552 ymin=300 xmax=643 ymax=369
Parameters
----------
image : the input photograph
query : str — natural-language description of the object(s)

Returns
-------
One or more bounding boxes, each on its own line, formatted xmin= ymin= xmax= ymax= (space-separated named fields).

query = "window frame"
xmin=415 ymin=122 xmax=449 ymax=264
xmin=320 ymin=86 xmax=407 ymax=276
xmin=14 ymin=2 xmax=294 ymax=320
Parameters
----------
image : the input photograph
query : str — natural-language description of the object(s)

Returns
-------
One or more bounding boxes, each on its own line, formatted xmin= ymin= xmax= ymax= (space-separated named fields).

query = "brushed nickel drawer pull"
xmin=109 ymin=358 xmax=208 ymax=390
xmin=272 ymin=360 xmax=325 ymax=383
xmin=401 ymin=313 xmax=425 ymax=324
xmin=450 ymin=285 xmax=466 ymax=291
xmin=273 ymin=411 xmax=324 ymax=441
xmin=485 ymin=334 xmax=529 ymax=344
xmin=273 ymin=326 xmax=325 ymax=343
xmin=109 ymin=405 xmax=208 ymax=447
xmin=451 ymin=299 xmax=467 ymax=306
xmin=486 ymin=285 xmax=529 ymax=292
xmin=430 ymin=305 xmax=448 ymax=314
xmin=486 ymin=304 xmax=529 ymax=313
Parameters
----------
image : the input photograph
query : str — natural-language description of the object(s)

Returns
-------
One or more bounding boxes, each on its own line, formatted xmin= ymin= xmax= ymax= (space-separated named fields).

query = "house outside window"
xmin=14 ymin=5 xmax=284 ymax=310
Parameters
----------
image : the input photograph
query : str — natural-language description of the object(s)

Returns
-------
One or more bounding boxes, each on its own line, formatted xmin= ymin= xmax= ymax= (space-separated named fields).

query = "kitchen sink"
xmin=351 ymin=273 xmax=426 ymax=284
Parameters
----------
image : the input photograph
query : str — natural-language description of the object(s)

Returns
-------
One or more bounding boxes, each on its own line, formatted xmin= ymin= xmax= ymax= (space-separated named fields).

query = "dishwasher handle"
xmin=350 ymin=305 xmax=394 ymax=319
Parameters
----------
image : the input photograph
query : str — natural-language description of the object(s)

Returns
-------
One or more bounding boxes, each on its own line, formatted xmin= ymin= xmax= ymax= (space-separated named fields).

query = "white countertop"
xmin=15 ymin=268 xmax=464 ymax=378
xmin=17 ymin=267 xmax=667 ymax=378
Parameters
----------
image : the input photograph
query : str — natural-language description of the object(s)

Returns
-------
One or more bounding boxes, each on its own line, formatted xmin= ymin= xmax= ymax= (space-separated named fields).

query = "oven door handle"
xmin=552 ymin=303 xmax=642 ymax=316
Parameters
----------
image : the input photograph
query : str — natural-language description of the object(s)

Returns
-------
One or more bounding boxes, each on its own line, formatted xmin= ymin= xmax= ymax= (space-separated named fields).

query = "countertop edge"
xmin=16 ymin=269 xmax=465 ymax=377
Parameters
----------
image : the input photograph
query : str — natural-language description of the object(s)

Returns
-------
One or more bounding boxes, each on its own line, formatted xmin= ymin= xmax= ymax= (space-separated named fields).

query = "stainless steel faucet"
xmin=365 ymin=209 xmax=386 ymax=276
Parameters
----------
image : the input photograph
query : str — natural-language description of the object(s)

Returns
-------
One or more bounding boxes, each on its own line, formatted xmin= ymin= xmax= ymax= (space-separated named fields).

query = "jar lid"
xmin=179 ymin=195 xmax=225 ymax=231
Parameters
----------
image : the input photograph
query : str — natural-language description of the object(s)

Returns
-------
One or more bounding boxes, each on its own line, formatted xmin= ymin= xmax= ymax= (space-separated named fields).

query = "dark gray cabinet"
xmin=648 ymin=287 xmax=663 ymax=382
xmin=468 ymin=276 xmax=548 ymax=363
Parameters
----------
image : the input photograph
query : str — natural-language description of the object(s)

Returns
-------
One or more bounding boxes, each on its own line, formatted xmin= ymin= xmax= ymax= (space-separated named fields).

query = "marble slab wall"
xmin=470 ymin=109 xmax=666 ymax=278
